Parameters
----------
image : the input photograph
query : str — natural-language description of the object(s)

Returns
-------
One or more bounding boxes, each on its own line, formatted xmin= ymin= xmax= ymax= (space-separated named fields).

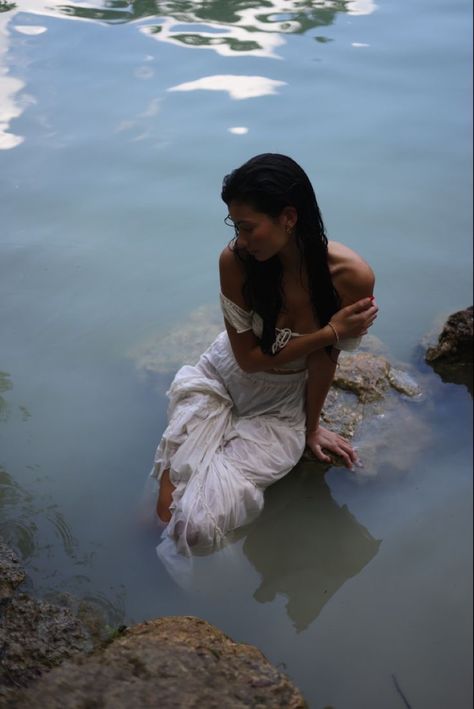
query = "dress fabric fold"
xmin=151 ymin=330 xmax=307 ymax=559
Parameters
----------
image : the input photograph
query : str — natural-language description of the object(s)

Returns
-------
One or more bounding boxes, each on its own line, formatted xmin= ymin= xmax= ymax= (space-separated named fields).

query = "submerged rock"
xmin=425 ymin=306 xmax=473 ymax=393
xmin=7 ymin=616 xmax=306 ymax=708
xmin=0 ymin=539 xmax=25 ymax=600
xmin=387 ymin=367 xmax=423 ymax=397
xmin=308 ymin=350 xmax=427 ymax=472
xmin=131 ymin=304 xmax=223 ymax=375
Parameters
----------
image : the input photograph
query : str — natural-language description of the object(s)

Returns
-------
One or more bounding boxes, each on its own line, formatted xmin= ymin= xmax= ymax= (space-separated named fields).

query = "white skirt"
xmin=151 ymin=331 xmax=307 ymax=559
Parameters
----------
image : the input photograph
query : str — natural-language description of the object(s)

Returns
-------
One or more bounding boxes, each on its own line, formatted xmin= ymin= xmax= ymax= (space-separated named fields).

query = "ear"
xmin=281 ymin=206 xmax=298 ymax=230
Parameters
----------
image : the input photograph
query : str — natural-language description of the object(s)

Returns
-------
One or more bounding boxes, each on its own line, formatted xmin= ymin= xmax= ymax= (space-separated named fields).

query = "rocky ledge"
xmin=0 ymin=547 xmax=306 ymax=708
xmin=4 ymin=615 xmax=306 ymax=709
xmin=0 ymin=539 xmax=99 ymax=704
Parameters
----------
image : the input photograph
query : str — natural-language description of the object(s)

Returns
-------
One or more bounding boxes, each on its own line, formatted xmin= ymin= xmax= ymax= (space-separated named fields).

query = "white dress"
xmin=151 ymin=294 xmax=360 ymax=560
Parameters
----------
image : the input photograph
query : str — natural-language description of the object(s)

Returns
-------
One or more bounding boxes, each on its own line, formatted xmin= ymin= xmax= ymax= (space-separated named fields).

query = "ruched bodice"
xmin=219 ymin=292 xmax=361 ymax=371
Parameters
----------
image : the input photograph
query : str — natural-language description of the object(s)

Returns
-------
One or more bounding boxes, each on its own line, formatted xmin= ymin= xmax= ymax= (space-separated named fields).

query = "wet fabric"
xmin=220 ymin=292 xmax=362 ymax=355
xmin=151 ymin=296 xmax=362 ymax=568
xmin=151 ymin=331 xmax=307 ymax=560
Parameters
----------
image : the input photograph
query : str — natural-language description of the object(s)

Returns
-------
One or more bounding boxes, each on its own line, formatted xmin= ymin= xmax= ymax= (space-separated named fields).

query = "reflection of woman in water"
xmin=243 ymin=461 xmax=381 ymax=632
xmin=150 ymin=154 xmax=377 ymax=558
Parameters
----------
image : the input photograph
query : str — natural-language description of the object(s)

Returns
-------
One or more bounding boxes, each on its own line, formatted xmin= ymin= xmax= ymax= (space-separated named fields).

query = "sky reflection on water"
xmin=0 ymin=0 xmax=376 ymax=147
xmin=0 ymin=0 xmax=472 ymax=706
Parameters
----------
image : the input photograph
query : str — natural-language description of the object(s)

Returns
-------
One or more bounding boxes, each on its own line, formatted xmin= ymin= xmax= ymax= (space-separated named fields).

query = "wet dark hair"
xmin=221 ymin=153 xmax=341 ymax=355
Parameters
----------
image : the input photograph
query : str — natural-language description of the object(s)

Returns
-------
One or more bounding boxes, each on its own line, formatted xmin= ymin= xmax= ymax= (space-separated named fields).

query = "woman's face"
xmin=226 ymin=200 xmax=294 ymax=261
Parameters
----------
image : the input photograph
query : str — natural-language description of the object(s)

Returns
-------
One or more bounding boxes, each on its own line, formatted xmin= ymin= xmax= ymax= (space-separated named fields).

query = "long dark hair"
xmin=221 ymin=153 xmax=341 ymax=354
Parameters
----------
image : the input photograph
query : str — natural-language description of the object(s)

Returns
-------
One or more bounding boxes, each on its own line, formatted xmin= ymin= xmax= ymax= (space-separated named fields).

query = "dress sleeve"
xmin=220 ymin=292 xmax=253 ymax=333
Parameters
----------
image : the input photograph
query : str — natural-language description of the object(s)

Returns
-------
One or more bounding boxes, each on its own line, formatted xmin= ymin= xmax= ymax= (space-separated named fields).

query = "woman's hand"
xmin=306 ymin=426 xmax=359 ymax=470
xmin=329 ymin=297 xmax=378 ymax=340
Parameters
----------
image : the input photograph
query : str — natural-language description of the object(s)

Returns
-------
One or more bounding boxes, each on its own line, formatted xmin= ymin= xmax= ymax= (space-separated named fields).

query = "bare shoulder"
xmin=219 ymin=245 xmax=246 ymax=304
xmin=219 ymin=244 xmax=237 ymax=270
xmin=328 ymin=240 xmax=375 ymax=303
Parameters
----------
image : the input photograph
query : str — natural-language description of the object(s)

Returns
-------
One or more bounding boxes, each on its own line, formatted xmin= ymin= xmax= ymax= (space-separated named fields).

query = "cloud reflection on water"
xmin=168 ymin=74 xmax=287 ymax=100
xmin=0 ymin=13 xmax=25 ymax=149
xmin=0 ymin=0 xmax=377 ymax=148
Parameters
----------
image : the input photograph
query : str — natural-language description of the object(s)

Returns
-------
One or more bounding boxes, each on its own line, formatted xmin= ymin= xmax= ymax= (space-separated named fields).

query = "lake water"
xmin=1 ymin=1 xmax=472 ymax=707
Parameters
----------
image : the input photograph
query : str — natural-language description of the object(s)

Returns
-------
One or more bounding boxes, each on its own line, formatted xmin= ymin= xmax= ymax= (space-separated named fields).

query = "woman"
xmin=151 ymin=153 xmax=377 ymax=558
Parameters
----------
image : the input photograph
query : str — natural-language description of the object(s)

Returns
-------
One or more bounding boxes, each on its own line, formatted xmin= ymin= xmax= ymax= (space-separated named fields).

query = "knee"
xmin=173 ymin=519 xmax=199 ymax=548
xmin=156 ymin=499 xmax=172 ymax=523
xmin=156 ymin=469 xmax=174 ymax=523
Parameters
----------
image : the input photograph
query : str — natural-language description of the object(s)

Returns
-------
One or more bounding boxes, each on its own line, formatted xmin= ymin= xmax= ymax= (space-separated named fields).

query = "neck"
xmin=278 ymin=239 xmax=303 ymax=274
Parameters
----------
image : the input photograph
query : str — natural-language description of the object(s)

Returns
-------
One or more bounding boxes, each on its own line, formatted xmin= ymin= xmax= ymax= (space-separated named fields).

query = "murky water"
xmin=1 ymin=1 xmax=472 ymax=707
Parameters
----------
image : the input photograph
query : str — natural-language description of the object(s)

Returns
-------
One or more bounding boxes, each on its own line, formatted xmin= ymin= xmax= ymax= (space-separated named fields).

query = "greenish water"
xmin=0 ymin=1 xmax=472 ymax=707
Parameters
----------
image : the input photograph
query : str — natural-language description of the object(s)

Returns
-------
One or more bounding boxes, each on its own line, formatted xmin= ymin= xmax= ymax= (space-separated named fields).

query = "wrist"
xmin=327 ymin=321 xmax=340 ymax=345
xmin=306 ymin=424 xmax=320 ymax=440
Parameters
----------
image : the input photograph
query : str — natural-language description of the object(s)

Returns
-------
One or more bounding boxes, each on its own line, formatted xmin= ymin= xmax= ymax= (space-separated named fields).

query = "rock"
xmin=425 ymin=307 xmax=473 ymax=393
xmin=425 ymin=307 xmax=473 ymax=363
xmin=8 ymin=616 xmax=307 ymax=708
xmin=332 ymin=351 xmax=391 ymax=403
xmin=387 ymin=367 xmax=423 ymax=397
xmin=1 ymin=537 xmax=306 ymax=707
xmin=0 ymin=539 xmax=25 ymax=601
xmin=0 ymin=592 xmax=95 ymax=701
xmin=0 ymin=535 xmax=104 ymax=703
xmin=303 ymin=350 xmax=427 ymax=472
xmin=0 ymin=371 xmax=13 ymax=422
xmin=131 ymin=304 xmax=223 ymax=375
xmin=348 ymin=403 xmax=432 ymax=475
xmin=331 ymin=351 xmax=423 ymax=412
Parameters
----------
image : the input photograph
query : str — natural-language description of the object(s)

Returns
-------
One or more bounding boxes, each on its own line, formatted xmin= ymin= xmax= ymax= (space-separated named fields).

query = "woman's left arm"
xmin=305 ymin=350 xmax=360 ymax=469
xmin=305 ymin=254 xmax=376 ymax=469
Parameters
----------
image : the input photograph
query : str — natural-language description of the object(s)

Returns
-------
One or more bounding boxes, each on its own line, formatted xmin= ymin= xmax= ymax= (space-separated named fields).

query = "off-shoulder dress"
xmin=150 ymin=294 xmax=360 ymax=560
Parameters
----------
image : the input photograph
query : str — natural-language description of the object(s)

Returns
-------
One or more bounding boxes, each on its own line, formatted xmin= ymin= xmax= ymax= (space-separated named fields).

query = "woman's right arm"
xmin=219 ymin=247 xmax=377 ymax=374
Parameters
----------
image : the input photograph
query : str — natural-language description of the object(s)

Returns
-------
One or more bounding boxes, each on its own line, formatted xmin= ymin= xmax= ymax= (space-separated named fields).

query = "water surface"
xmin=1 ymin=1 xmax=472 ymax=707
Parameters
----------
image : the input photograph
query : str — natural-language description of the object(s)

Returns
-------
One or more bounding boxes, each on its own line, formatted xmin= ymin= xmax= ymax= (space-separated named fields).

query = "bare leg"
xmin=156 ymin=469 xmax=175 ymax=523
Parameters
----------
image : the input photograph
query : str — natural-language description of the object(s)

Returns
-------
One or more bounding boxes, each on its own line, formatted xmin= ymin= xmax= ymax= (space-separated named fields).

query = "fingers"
xmin=308 ymin=430 xmax=360 ymax=470
xmin=334 ymin=434 xmax=359 ymax=469
xmin=352 ymin=297 xmax=375 ymax=313
xmin=322 ymin=436 xmax=358 ymax=470
xmin=361 ymin=303 xmax=378 ymax=328
xmin=312 ymin=445 xmax=332 ymax=464
xmin=366 ymin=310 xmax=378 ymax=327
xmin=358 ymin=298 xmax=379 ymax=315
xmin=335 ymin=439 xmax=358 ymax=469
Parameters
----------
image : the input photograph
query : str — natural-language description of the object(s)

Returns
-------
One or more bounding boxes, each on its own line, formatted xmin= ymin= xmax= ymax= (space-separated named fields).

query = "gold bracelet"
xmin=327 ymin=321 xmax=340 ymax=345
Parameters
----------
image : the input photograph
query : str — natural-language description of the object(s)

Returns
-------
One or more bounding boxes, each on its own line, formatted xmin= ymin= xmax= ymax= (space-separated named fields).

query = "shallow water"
xmin=1 ymin=1 xmax=472 ymax=707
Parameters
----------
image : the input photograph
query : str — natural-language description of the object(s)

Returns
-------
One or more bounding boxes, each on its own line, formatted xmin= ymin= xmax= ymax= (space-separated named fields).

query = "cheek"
xmin=254 ymin=226 xmax=278 ymax=245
